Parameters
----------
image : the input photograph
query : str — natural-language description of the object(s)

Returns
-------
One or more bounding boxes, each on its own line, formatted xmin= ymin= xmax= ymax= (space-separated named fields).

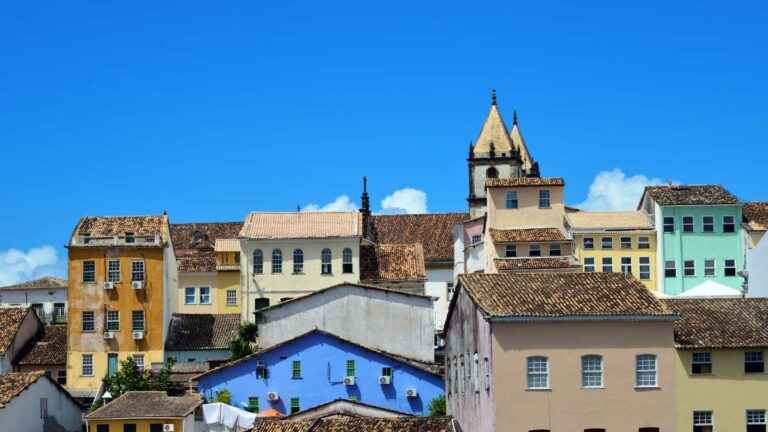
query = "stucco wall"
xmin=0 ymin=377 xmax=82 ymax=432
xmin=166 ymin=350 xmax=231 ymax=363
xmin=425 ymin=268 xmax=453 ymax=331
xmin=486 ymin=185 xmax=565 ymax=231
xmin=1 ymin=310 xmax=41 ymax=373
xmin=88 ymin=417 xmax=185 ymax=432
xmin=0 ymin=289 xmax=67 ymax=323
xmin=747 ymin=235 xmax=768 ymax=297
xmin=573 ymin=231 xmax=658 ymax=291
xmin=177 ymin=273 xmax=218 ymax=314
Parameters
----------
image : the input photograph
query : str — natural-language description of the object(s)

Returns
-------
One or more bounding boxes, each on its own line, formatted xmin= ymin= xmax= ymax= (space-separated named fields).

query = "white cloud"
xmin=576 ymin=169 xmax=664 ymax=211
xmin=381 ymin=188 xmax=428 ymax=214
xmin=302 ymin=195 xmax=359 ymax=212
xmin=0 ymin=245 xmax=60 ymax=286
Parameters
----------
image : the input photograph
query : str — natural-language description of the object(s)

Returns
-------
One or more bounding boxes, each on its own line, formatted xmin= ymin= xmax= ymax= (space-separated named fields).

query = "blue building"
xmin=194 ymin=330 xmax=444 ymax=416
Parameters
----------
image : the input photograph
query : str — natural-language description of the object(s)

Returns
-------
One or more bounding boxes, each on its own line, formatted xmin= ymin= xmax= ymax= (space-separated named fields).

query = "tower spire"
xmin=360 ymin=176 xmax=372 ymax=240
xmin=491 ymin=89 xmax=497 ymax=106
xmin=513 ymin=110 xmax=519 ymax=125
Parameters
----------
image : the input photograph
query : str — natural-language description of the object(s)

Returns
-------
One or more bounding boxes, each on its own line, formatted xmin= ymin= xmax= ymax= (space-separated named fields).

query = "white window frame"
xmin=83 ymin=260 xmax=96 ymax=283
xmin=691 ymin=352 xmax=712 ymax=375
xmin=664 ymin=260 xmax=677 ymax=278
xmin=271 ymin=249 xmax=283 ymax=274
xmin=506 ymin=191 xmax=519 ymax=209
xmin=581 ymin=355 xmax=604 ymax=388
xmin=226 ymin=289 xmax=237 ymax=306
xmin=293 ymin=249 xmax=304 ymax=274
xmin=526 ymin=356 xmax=549 ymax=389
xmin=684 ymin=260 xmax=696 ymax=277
xmin=549 ymin=243 xmax=561 ymax=257
xmin=663 ymin=216 xmax=675 ymax=233
xmin=321 ymin=248 xmax=333 ymax=274
xmin=82 ymin=354 xmax=94 ymax=377
xmin=724 ymin=259 xmax=737 ymax=277
xmin=638 ymin=236 xmax=650 ymax=249
xmin=82 ymin=311 xmax=95 ymax=332
xmin=253 ymin=249 xmax=263 ymax=274
xmin=702 ymin=215 xmax=714 ymax=233
xmin=620 ymin=237 xmax=632 ymax=249
xmin=505 ymin=244 xmax=516 ymax=257
xmin=583 ymin=237 xmax=594 ymax=250
xmin=133 ymin=354 xmax=145 ymax=372
xmin=199 ymin=286 xmax=212 ymax=305
xmin=131 ymin=310 xmax=145 ymax=331
xmin=107 ymin=259 xmax=121 ymax=283
xmin=621 ymin=257 xmax=632 ymax=276
xmin=683 ymin=216 xmax=695 ymax=233
xmin=601 ymin=237 xmax=613 ymax=249
xmin=131 ymin=260 xmax=145 ymax=282
xmin=106 ymin=310 xmax=120 ymax=331
xmin=693 ymin=411 xmax=713 ymax=431
xmin=584 ymin=257 xmax=595 ymax=272
xmin=747 ymin=410 xmax=766 ymax=429
xmin=723 ymin=215 xmax=736 ymax=233
xmin=342 ymin=248 xmax=354 ymax=273
xmin=538 ymin=189 xmax=551 ymax=209
xmin=704 ymin=259 xmax=715 ymax=277
xmin=635 ymin=354 xmax=658 ymax=388
xmin=602 ymin=257 xmax=613 ymax=273
xmin=184 ymin=287 xmax=196 ymax=305
xmin=639 ymin=257 xmax=651 ymax=280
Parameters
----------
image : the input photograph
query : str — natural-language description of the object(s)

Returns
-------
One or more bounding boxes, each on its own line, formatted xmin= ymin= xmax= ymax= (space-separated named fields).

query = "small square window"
xmin=693 ymin=411 xmax=713 ymax=432
xmin=664 ymin=260 xmax=676 ymax=278
xmin=692 ymin=352 xmax=712 ymax=375
xmin=184 ymin=287 xmax=196 ymax=305
xmin=684 ymin=260 xmax=695 ymax=277
xmin=683 ymin=216 xmax=694 ymax=233
xmin=663 ymin=217 xmax=675 ymax=233
xmin=724 ymin=259 xmax=737 ymax=277
xmin=549 ymin=244 xmax=561 ymax=257
xmin=125 ymin=232 xmax=135 ymax=244
xmin=723 ymin=216 xmax=736 ymax=233
xmin=745 ymin=351 xmax=764 ymax=373
xmin=529 ymin=244 xmax=541 ymax=257
xmin=620 ymin=237 xmax=632 ymax=249
xmin=638 ymin=236 xmax=650 ymax=249
xmin=505 ymin=245 xmax=516 ymax=258
xmin=702 ymin=216 xmax=714 ymax=233
xmin=584 ymin=257 xmax=595 ymax=273
xmin=601 ymin=237 xmax=613 ymax=249
xmin=583 ymin=237 xmax=594 ymax=250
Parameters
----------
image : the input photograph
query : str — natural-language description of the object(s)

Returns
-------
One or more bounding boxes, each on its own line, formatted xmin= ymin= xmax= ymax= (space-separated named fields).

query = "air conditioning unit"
xmin=378 ymin=376 xmax=391 ymax=385
xmin=343 ymin=376 xmax=356 ymax=386
xmin=132 ymin=331 xmax=144 ymax=340
xmin=103 ymin=282 xmax=115 ymax=290
xmin=267 ymin=391 xmax=279 ymax=401
xmin=103 ymin=331 xmax=115 ymax=340
xmin=162 ymin=424 xmax=174 ymax=432
xmin=131 ymin=281 xmax=144 ymax=289
xmin=405 ymin=388 xmax=418 ymax=398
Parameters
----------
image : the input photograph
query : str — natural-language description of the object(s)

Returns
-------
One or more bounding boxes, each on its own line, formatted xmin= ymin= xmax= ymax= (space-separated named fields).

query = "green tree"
xmin=428 ymin=394 xmax=446 ymax=416
xmin=101 ymin=357 xmax=176 ymax=401
xmin=229 ymin=322 xmax=258 ymax=360
xmin=214 ymin=388 xmax=232 ymax=404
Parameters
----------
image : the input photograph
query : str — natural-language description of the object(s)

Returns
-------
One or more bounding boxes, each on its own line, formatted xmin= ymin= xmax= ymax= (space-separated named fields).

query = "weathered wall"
xmin=0 ymin=289 xmax=67 ymax=323
xmin=1 ymin=311 xmax=41 ymax=373
xmin=0 ymin=377 xmax=82 ymax=432
xmin=486 ymin=185 xmax=566 ymax=231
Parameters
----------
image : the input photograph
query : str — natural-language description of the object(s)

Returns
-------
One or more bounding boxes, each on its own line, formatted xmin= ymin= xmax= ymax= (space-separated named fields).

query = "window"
xmin=292 ymin=360 xmax=301 ymax=379
xmin=683 ymin=216 xmax=694 ymax=233
xmin=321 ymin=248 xmax=332 ymax=274
xmin=486 ymin=167 xmax=498 ymax=178
xmin=703 ymin=216 xmax=714 ymax=233
xmin=639 ymin=257 xmax=651 ymax=280
xmin=665 ymin=260 xmax=677 ymax=278
xmin=123 ymin=424 xmax=137 ymax=432
xmin=124 ymin=232 xmax=135 ymax=244
xmin=108 ymin=259 xmax=121 ymax=283
xmin=254 ymin=298 xmax=270 ymax=310
xmin=601 ymin=237 xmax=613 ymax=249
xmin=53 ymin=303 xmax=66 ymax=322
xmin=526 ymin=356 xmax=549 ymax=389
xmin=539 ymin=190 xmax=551 ymax=208
xmin=584 ymin=257 xmax=595 ymax=272
xmin=184 ymin=287 xmax=196 ymax=305
xmin=149 ymin=425 xmax=163 ymax=432
xmin=57 ymin=370 xmax=66 ymax=385
xmin=292 ymin=249 xmax=304 ymax=273
xmin=693 ymin=411 xmax=713 ymax=432
xmin=133 ymin=354 xmax=144 ymax=371
xmin=747 ymin=410 xmax=766 ymax=432
xmin=82 ymin=311 xmax=95 ymax=332
xmin=471 ymin=234 xmax=482 ymax=245
xmin=346 ymin=360 xmax=356 ymax=377
xmin=226 ymin=290 xmax=237 ymax=306
xmin=40 ymin=397 xmax=48 ymax=419
xmin=635 ymin=354 xmax=657 ymax=387
xmin=131 ymin=260 xmax=145 ymax=281
xmin=505 ymin=244 xmax=517 ymax=258
xmin=106 ymin=310 xmax=120 ymax=331
xmin=271 ymin=249 xmax=283 ymax=273
xmin=484 ymin=357 xmax=490 ymax=391
xmin=581 ymin=355 xmax=603 ymax=388
xmin=602 ymin=257 xmax=613 ymax=273
xmin=663 ymin=217 xmax=675 ymax=233
xmin=620 ymin=237 xmax=632 ymax=249
xmin=638 ymin=428 xmax=660 ymax=432
xmin=638 ymin=236 xmax=650 ymax=249
xmin=290 ymin=398 xmax=300 ymax=414
xmin=246 ymin=397 xmax=259 ymax=413
xmin=253 ymin=250 xmax=263 ymax=274
xmin=549 ymin=243 xmax=561 ymax=257
xmin=82 ymin=354 xmax=93 ymax=376
xmin=529 ymin=244 xmax=541 ymax=257
xmin=506 ymin=191 xmax=518 ymax=209
xmin=199 ymin=286 xmax=211 ymax=304
xmin=343 ymin=248 xmax=353 ymax=273
xmin=745 ymin=351 xmax=765 ymax=373
xmin=724 ymin=259 xmax=737 ymax=277
xmin=584 ymin=237 xmax=594 ymax=250
xmin=382 ymin=367 xmax=393 ymax=378
xmin=692 ymin=352 xmax=712 ymax=375
xmin=684 ymin=260 xmax=695 ymax=277
xmin=723 ymin=215 xmax=736 ymax=233
xmin=96 ymin=425 xmax=109 ymax=432
xmin=131 ymin=310 xmax=144 ymax=331
xmin=621 ymin=257 xmax=632 ymax=276
xmin=256 ymin=364 xmax=269 ymax=379
xmin=83 ymin=260 xmax=96 ymax=283
xmin=704 ymin=259 xmax=715 ymax=277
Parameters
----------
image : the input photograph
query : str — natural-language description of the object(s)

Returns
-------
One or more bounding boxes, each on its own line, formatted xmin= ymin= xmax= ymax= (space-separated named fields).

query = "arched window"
xmin=321 ymin=248 xmax=332 ymax=274
xmin=271 ymin=249 xmax=282 ymax=274
xmin=342 ymin=248 xmax=353 ymax=273
xmin=526 ymin=356 xmax=549 ymax=389
xmin=486 ymin=166 xmax=499 ymax=179
xmin=581 ymin=355 xmax=603 ymax=388
xmin=293 ymin=249 xmax=304 ymax=274
xmin=252 ymin=250 xmax=263 ymax=274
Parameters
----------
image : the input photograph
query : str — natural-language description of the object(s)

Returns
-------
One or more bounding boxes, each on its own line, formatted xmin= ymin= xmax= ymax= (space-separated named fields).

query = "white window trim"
xmin=107 ymin=259 xmax=121 ymax=283
xmin=584 ymin=257 xmax=595 ymax=272
xmin=526 ymin=356 xmax=550 ymax=390
xmin=702 ymin=215 xmax=715 ymax=233
xmin=704 ymin=259 xmax=716 ymax=277
xmin=682 ymin=215 xmax=695 ymax=233
xmin=581 ymin=355 xmax=604 ymax=389
xmin=199 ymin=286 xmax=212 ymax=305
xmin=81 ymin=354 xmax=94 ymax=377
xmin=184 ymin=287 xmax=197 ymax=305
xmin=226 ymin=289 xmax=237 ymax=306
xmin=635 ymin=354 xmax=658 ymax=388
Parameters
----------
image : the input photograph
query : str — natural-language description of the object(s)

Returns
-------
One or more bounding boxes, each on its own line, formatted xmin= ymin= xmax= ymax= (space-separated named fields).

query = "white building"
xmin=0 ymin=277 xmax=67 ymax=324
xmin=0 ymin=371 xmax=82 ymax=432
xmin=744 ymin=202 xmax=768 ymax=297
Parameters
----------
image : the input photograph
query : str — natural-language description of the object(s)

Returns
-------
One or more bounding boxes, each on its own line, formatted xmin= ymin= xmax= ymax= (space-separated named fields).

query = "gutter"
xmin=489 ymin=314 xmax=679 ymax=323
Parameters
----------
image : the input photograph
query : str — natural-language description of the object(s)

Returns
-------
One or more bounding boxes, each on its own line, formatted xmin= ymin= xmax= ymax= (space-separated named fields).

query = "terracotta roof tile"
xmin=87 ymin=391 xmax=202 ymax=419
xmin=171 ymin=222 xmax=243 ymax=273
xmin=494 ymin=257 xmax=575 ymax=271
xmin=485 ymin=177 xmax=564 ymax=188
xmin=566 ymin=211 xmax=652 ymax=230
xmin=165 ymin=313 xmax=240 ymax=351
xmin=370 ymin=213 xmax=468 ymax=263
xmin=77 ymin=215 xmax=165 ymax=237
xmin=241 ymin=212 xmax=363 ymax=240
xmin=252 ymin=416 xmax=458 ymax=432
xmin=663 ymin=298 xmax=768 ymax=349
xmin=489 ymin=228 xmax=566 ymax=242
xmin=458 ymin=273 xmax=673 ymax=318
xmin=0 ymin=276 xmax=67 ymax=291
xmin=17 ymin=324 xmax=66 ymax=366
xmin=744 ymin=202 xmax=768 ymax=231
xmin=0 ymin=307 xmax=32 ymax=355
xmin=360 ymin=244 xmax=426 ymax=283
xmin=0 ymin=371 xmax=46 ymax=407
xmin=643 ymin=185 xmax=739 ymax=206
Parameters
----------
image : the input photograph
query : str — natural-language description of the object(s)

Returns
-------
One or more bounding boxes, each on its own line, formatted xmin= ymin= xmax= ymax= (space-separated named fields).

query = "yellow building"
xmin=567 ymin=211 xmax=658 ymax=292
xmin=665 ymin=298 xmax=768 ymax=431
xmin=66 ymin=215 xmax=177 ymax=395
xmin=86 ymin=391 xmax=202 ymax=432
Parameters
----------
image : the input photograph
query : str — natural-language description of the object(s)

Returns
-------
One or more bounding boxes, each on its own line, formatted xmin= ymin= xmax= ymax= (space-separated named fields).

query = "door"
xmin=107 ymin=353 xmax=118 ymax=377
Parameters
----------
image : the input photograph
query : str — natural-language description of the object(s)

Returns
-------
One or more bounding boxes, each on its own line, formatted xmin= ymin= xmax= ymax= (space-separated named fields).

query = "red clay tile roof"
xmin=16 ymin=324 xmax=66 ymax=366
xmin=241 ymin=212 xmax=363 ymax=240
xmin=744 ymin=202 xmax=768 ymax=231
xmin=360 ymin=244 xmax=426 ymax=283
xmin=0 ymin=307 xmax=33 ymax=356
xmin=87 ymin=391 xmax=202 ymax=419
xmin=643 ymin=185 xmax=739 ymax=206
xmin=252 ymin=416 xmax=459 ymax=432
xmin=370 ymin=213 xmax=468 ymax=263
xmin=171 ymin=222 xmax=243 ymax=273
xmin=0 ymin=371 xmax=46 ymax=408
xmin=458 ymin=273 xmax=673 ymax=319
xmin=0 ymin=276 xmax=66 ymax=291
xmin=663 ymin=298 xmax=768 ymax=349
xmin=165 ymin=313 xmax=241 ymax=351
xmin=490 ymin=228 xmax=567 ymax=242
xmin=494 ymin=257 xmax=574 ymax=271
xmin=76 ymin=215 xmax=165 ymax=236
xmin=485 ymin=177 xmax=565 ymax=188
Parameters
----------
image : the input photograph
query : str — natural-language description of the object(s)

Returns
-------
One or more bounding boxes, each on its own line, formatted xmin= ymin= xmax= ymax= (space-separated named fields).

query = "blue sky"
xmin=1 ymin=1 xmax=766 ymax=283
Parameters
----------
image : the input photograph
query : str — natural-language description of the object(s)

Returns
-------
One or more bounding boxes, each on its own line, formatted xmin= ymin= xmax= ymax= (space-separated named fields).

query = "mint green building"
xmin=638 ymin=185 xmax=744 ymax=296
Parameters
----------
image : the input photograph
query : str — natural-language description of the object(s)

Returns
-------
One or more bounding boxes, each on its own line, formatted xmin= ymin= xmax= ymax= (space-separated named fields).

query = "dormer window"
xmin=82 ymin=233 xmax=91 ymax=245
xmin=125 ymin=232 xmax=135 ymax=244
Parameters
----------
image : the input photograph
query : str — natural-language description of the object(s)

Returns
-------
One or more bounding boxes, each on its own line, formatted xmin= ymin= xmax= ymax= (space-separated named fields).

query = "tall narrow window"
xmin=226 ymin=290 xmax=237 ymax=306
xmin=83 ymin=261 xmax=96 ymax=283
xmin=684 ymin=260 xmax=695 ymax=277
xmin=691 ymin=352 xmax=712 ymax=375
xmin=639 ymin=257 xmax=651 ymax=280
xmin=747 ymin=410 xmax=766 ymax=432
xmin=346 ymin=360 xmax=356 ymax=377
xmin=529 ymin=244 xmax=541 ymax=257
xmin=292 ymin=361 xmax=301 ymax=379
xmin=106 ymin=310 xmax=120 ymax=331
xmin=506 ymin=191 xmax=518 ymax=209
xmin=247 ymin=397 xmax=259 ymax=414
xmin=583 ymin=237 xmax=594 ymax=250
xmin=638 ymin=236 xmax=650 ymax=249
xmin=621 ymin=257 xmax=632 ymax=276
xmin=663 ymin=217 xmax=675 ymax=233
xmin=271 ymin=249 xmax=282 ymax=274
xmin=745 ymin=351 xmax=765 ymax=373
xmin=683 ymin=216 xmax=694 ymax=233
xmin=131 ymin=260 xmax=145 ymax=282
xmin=82 ymin=311 xmax=95 ymax=332
xmin=538 ymin=190 xmax=551 ymax=209
xmin=82 ymin=354 xmax=93 ymax=376
xmin=704 ymin=259 xmax=715 ymax=277
xmin=131 ymin=310 xmax=144 ymax=331
xmin=693 ymin=411 xmax=713 ymax=432
xmin=581 ymin=355 xmax=603 ymax=388
xmin=293 ymin=249 xmax=304 ymax=273
xmin=635 ymin=354 xmax=657 ymax=387
xmin=702 ymin=216 xmax=714 ymax=233
xmin=252 ymin=250 xmax=263 ymax=274
xmin=321 ymin=248 xmax=333 ymax=274
xmin=184 ymin=287 xmax=196 ymax=305
xmin=484 ymin=357 xmax=490 ymax=391
xmin=343 ymin=248 xmax=353 ymax=273
xmin=549 ymin=243 xmax=561 ymax=257
xmin=526 ymin=356 xmax=549 ymax=389
xmin=664 ymin=260 xmax=677 ymax=278
xmin=108 ymin=259 xmax=121 ymax=283
xmin=199 ymin=286 xmax=211 ymax=305
xmin=584 ymin=257 xmax=595 ymax=272
xmin=723 ymin=215 xmax=736 ymax=233
xmin=290 ymin=397 xmax=300 ymax=414
xmin=505 ymin=245 xmax=517 ymax=258
xmin=724 ymin=259 xmax=736 ymax=277
xmin=602 ymin=257 xmax=613 ymax=273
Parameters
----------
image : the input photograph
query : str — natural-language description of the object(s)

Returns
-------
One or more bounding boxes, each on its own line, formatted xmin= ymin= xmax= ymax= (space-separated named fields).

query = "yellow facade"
xmin=67 ymin=247 xmax=168 ymax=392
xmin=675 ymin=349 xmax=768 ymax=431
xmin=572 ymin=231 xmax=657 ymax=292
xmin=176 ymin=251 xmax=241 ymax=314
xmin=87 ymin=417 xmax=185 ymax=432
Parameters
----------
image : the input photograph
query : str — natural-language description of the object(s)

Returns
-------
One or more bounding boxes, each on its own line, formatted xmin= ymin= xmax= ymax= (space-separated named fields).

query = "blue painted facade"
xmin=195 ymin=330 xmax=444 ymax=416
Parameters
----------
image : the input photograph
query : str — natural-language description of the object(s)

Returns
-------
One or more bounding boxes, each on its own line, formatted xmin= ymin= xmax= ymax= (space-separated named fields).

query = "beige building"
xmin=445 ymin=272 xmax=677 ymax=432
